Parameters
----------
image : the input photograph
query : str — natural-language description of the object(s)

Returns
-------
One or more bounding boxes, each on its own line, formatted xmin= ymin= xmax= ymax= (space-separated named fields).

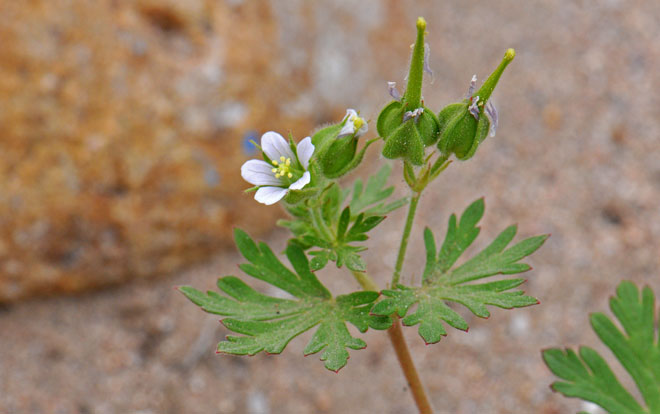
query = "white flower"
xmin=338 ymin=109 xmax=368 ymax=138
xmin=240 ymin=131 xmax=314 ymax=205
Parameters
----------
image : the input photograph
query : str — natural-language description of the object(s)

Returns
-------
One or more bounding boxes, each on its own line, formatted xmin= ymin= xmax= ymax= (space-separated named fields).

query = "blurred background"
xmin=1 ymin=0 xmax=659 ymax=413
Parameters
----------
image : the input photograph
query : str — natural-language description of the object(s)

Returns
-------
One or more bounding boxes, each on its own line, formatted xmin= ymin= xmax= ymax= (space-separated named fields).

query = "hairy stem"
xmin=351 ymin=270 xmax=379 ymax=291
xmin=351 ymin=270 xmax=433 ymax=414
xmin=391 ymin=192 xmax=421 ymax=286
xmin=388 ymin=320 xmax=433 ymax=414
xmin=311 ymin=205 xmax=334 ymax=241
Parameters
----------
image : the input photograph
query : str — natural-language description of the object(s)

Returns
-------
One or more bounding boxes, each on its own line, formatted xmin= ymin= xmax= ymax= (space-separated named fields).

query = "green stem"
xmin=351 ymin=270 xmax=432 ymax=414
xmin=388 ymin=320 xmax=433 ymax=414
xmin=311 ymin=204 xmax=334 ymax=241
xmin=351 ymin=269 xmax=379 ymax=291
xmin=391 ymin=192 xmax=421 ymax=286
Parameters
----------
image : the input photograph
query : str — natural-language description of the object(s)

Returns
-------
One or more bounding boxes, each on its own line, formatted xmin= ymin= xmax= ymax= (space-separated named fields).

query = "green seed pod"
xmin=378 ymin=18 xmax=440 ymax=166
xmin=437 ymin=49 xmax=515 ymax=160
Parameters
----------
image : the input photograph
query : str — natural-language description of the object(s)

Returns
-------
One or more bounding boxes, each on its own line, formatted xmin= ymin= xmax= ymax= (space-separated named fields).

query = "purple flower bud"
xmin=387 ymin=81 xmax=401 ymax=100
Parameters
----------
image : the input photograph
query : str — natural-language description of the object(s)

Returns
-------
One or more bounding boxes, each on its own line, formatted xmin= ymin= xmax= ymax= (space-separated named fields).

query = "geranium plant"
xmin=179 ymin=17 xmax=548 ymax=413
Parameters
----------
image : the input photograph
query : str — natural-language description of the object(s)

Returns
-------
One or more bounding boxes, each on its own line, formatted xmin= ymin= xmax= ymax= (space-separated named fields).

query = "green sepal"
xmin=319 ymin=135 xmax=356 ymax=176
xmin=377 ymin=100 xmax=405 ymax=138
xmin=284 ymin=187 xmax=319 ymax=205
xmin=311 ymin=123 xmax=343 ymax=149
xmin=382 ymin=121 xmax=425 ymax=165
xmin=437 ymin=105 xmax=490 ymax=160
xmin=321 ymin=138 xmax=377 ymax=179
xmin=436 ymin=102 xmax=465 ymax=153
xmin=378 ymin=104 xmax=440 ymax=166
xmin=417 ymin=107 xmax=441 ymax=146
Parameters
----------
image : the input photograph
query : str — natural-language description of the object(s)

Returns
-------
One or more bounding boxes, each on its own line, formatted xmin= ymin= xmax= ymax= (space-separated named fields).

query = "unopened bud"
xmin=312 ymin=109 xmax=373 ymax=178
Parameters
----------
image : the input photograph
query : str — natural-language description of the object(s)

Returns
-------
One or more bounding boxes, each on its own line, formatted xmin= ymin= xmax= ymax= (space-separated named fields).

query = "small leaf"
xmin=349 ymin=164 xmax=407 ymax=217
xmin=309 ymin=250 xmax=330 ymax=271
xmin=422 ymin=227 xmax=437 ymax=281
xmin=435 ymin=198 xmax=484 ymax=275
xmin=337 ymin=207 xmax=351 ymax=241
xmin=348 ymin=215 xmax=385 ymax=239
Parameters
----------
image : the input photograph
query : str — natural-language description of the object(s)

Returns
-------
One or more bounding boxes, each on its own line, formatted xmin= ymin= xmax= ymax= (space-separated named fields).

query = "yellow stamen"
xmin=271 ymin=156 xmax=294 ymax=180
xmin=352 ymin=115 xmax=365 ymax=131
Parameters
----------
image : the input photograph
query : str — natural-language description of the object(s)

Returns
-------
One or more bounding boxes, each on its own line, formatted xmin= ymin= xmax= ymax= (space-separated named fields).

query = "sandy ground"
xmin=2 ymin=0 xmax=660 ymax=413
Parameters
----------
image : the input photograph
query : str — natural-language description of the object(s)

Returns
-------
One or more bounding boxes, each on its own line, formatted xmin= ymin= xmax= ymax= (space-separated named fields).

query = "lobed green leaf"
xmin=180 ymin=230 xmax=391 ymax=372
xmin=544 ymin=281 xmax=660 ymax=413
xmin=372 ymin=199 xmax=546 ymax=344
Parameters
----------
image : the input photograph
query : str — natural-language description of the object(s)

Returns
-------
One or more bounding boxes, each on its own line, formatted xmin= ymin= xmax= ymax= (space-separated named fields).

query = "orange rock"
xmin=0 ymin=0 xmax=321 ymax=301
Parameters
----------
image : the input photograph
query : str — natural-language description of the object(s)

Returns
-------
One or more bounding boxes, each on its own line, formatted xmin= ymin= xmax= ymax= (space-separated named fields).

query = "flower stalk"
xmin=391 ymin=191 xmax=421 ymax=286
xmin=351 ymin=270 xmax=432 ymax=414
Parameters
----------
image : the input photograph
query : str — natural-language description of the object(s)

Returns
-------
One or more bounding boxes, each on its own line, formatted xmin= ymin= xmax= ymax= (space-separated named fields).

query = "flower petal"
xmin=387 ymin=81 xmax=401 ymax=100
xmin=241 ymin=159 xmax=281 ymax=186
xmin=356 ymin=118 xmax=368 ymax=136
xmin=261 ymin=131 xmax=295 ymax=162
xmin=485 ymin=100 xmax=498 ymax=137
xmin=338 ymin=109 xmax=358 ymax=137
xmin=343 ymin=108 xmax=358 ymax=121
xmin=254 ymin=186 xmax=289 ymax=205
xmin=466 ymin=74 xmax=477 ymax=98
xmin=289 ymin=171 xmax=310 ymax=190
xmin=423 ymin=43 xmax=433 ymax=76
xmin=296 ymin=137 xmax=314 ymax=169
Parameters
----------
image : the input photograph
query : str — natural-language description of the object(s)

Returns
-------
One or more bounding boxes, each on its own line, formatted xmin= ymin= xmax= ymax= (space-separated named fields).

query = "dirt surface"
xmin=2 ymin=0 xmax=660 ymax=413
